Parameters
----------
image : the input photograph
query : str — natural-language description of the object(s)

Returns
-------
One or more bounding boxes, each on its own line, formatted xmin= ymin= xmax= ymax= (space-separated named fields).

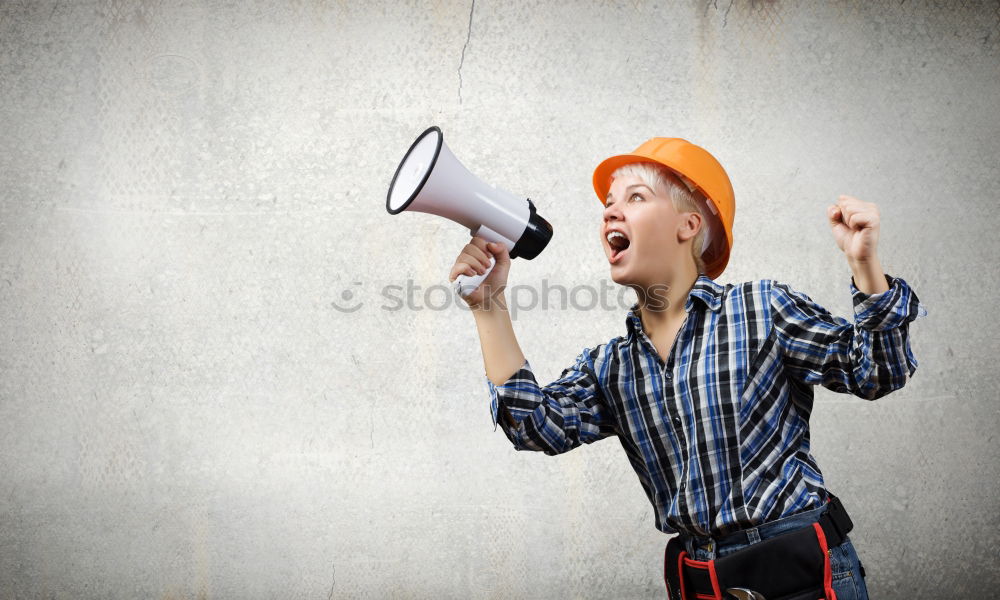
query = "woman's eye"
xmin=629 ymin=193 xmax=643 ymax=202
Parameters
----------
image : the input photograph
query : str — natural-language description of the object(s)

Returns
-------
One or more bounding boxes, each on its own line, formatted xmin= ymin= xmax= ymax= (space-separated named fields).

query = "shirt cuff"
xmin=485 ymin=358 xmax=533 ymax=431
xmin=851 ymin=273 xmax=928 ymax=331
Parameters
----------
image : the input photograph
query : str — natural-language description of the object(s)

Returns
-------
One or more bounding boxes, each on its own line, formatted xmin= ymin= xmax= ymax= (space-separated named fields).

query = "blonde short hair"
xmin=609 ymin=161 xmax=715 ymax=275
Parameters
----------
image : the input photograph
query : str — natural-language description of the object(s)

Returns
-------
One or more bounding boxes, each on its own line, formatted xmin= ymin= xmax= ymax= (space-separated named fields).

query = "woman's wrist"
xmin=848 ymin=255 xmax=889 ymax=295
xmin=469 ymin=287 xmax=508 ymax=314
xmin=470 ymin=296 xmax=508 ymax=315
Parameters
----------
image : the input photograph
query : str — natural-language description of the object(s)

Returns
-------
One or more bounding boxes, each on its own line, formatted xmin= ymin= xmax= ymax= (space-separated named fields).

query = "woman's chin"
xmin=609 ymin=266 xmax=633 ymax=285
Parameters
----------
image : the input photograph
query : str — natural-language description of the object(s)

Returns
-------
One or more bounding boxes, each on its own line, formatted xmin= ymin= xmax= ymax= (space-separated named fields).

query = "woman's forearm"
xmin=849 ymin=255 xmax=890 ymax=295
xmin=472 ymin=298 xmax=526 ymax=387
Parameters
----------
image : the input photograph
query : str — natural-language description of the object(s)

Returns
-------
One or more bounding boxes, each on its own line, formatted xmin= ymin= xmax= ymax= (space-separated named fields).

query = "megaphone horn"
xmin=386 ymin=126 xmax=553 ymax=298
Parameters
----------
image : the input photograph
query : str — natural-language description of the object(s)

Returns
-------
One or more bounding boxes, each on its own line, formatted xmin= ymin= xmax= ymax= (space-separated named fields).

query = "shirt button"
xmin=672 ymin=416 xmax=682 ymax=428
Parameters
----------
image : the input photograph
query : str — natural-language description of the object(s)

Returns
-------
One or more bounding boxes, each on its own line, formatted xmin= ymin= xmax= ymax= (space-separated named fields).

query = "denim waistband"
xmin=682 ymin=501 xmax=831 ymax=557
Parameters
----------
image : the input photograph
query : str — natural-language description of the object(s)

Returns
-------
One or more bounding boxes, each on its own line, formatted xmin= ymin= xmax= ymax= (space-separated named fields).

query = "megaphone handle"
xmin=453 ymin=255 xmax=495 ymax=298
xmin=453 ymin=224 xmax=516 ymax=298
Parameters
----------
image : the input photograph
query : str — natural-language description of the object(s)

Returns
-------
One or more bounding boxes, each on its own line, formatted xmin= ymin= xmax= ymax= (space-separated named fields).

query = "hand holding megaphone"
xmin=386 ymin=126 xmax=553 ymax=300
xmin=448 ymin=237 xmax=511 ymax=309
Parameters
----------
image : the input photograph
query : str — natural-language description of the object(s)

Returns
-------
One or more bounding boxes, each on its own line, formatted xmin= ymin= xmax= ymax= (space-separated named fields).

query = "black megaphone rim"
xmin=386 ymin=125 xmax=444 ymax=215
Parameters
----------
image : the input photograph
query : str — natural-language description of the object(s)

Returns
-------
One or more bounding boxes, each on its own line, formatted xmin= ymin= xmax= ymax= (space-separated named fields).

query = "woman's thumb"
xmin=488 ymin=242 xmax=510 ymax=265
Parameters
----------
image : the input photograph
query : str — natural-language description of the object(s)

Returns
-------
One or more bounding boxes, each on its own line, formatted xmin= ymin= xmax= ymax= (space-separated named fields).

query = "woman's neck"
xmin=633 ymin=269 xmax=699 ymax=337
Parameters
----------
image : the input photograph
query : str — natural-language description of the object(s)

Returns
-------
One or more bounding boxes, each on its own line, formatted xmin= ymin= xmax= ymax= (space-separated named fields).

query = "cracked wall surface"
xmin=1 ymin=1 xmax=998 ymax=598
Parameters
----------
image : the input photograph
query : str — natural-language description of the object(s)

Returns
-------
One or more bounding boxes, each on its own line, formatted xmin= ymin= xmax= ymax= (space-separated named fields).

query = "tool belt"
xmin=664 ymin=494 xmax=854 ymax=600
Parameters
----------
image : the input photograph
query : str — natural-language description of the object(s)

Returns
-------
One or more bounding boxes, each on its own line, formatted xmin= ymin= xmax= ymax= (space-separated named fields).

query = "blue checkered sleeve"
xmin=485 ymin=348 xmax=616 ymax=455
xmin=769 ymin=274 xmax=928 ymax=400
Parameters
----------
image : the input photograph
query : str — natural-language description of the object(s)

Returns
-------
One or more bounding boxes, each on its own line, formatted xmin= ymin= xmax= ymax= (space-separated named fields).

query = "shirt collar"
xmin=625 ymin=274 xmax=725 ymax=341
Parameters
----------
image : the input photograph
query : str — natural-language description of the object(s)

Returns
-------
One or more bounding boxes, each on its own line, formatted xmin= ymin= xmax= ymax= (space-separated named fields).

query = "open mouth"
xmin=607 ymin=230 xmax=631 ymax=263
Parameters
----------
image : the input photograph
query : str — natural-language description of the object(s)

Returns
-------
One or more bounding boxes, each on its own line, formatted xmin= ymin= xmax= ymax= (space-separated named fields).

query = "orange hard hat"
xmin=592 ymin=137 xmax=735 ymax=280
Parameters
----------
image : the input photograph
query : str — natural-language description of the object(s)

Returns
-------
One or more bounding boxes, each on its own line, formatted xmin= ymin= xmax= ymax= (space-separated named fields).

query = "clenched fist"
xmin=448 ymin=236 xmax=511 ymax=310
xmin=828 ymin=195 xmax=880 ymax=265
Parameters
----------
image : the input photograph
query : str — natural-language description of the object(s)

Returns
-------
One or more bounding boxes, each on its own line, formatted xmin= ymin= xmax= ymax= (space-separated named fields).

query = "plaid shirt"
xmin=486 ymin=273 xmax=928 ymax=537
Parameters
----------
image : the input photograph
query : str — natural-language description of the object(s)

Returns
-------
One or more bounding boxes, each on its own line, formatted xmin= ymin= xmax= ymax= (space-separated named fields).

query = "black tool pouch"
xmin=665 ymin=522 xmax=838 ymax=600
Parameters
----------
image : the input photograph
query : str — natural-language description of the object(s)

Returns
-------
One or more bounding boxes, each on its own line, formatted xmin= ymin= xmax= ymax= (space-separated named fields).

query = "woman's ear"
xmin=677 ymin=211 xmax=702 ymax=243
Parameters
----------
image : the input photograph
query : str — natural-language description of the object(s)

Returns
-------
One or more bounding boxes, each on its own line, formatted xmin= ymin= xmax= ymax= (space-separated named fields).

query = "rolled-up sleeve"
xmin=769 ymin=274 xmax=928 ymax=400
xmin=485 ymin=348 xmax=616 ymax=455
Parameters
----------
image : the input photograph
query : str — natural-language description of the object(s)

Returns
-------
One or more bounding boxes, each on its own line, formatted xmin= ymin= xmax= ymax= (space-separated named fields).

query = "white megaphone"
xmin=386 ymin=126 xmax=553 ymax=298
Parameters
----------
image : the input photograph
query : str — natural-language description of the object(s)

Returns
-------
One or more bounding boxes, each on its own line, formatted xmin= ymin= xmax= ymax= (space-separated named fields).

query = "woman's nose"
xmin=603 ymin=200 xmax=622 ymax=222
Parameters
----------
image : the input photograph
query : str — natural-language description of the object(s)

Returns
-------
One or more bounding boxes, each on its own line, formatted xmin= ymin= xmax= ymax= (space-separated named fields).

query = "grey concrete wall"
xmin=0 ymin=0 xmax=996 ymax=598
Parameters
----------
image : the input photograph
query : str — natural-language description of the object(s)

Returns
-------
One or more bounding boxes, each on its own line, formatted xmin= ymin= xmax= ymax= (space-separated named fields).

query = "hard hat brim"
xmin=592 ymin=153 xmax=668 ymax=206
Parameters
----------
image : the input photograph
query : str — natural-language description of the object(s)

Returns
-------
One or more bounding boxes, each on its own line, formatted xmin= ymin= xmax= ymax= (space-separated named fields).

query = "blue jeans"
xmin=683 ymin=504 xmax=870 ymax=599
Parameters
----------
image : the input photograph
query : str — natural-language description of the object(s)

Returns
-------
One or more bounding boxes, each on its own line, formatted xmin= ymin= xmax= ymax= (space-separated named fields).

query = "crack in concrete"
xmin=458 ymin=0 xmax=476 ymax=104
xmin=705 ymin=0 xmax=734 ymax=28
xmin=326 ymin=562 xmax=336 ymax=600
